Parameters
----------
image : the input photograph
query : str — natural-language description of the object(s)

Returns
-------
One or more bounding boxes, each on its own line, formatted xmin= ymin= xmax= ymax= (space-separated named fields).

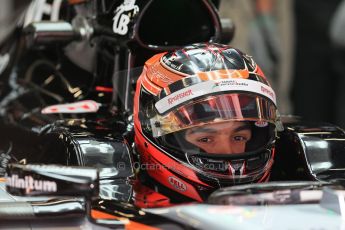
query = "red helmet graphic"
xmin=133 ymin=43 xmax=282 ymax=201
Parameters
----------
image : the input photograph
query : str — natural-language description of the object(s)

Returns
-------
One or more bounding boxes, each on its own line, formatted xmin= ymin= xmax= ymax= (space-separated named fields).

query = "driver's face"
xmin=185 ymin=121 xmax=252 ymax=154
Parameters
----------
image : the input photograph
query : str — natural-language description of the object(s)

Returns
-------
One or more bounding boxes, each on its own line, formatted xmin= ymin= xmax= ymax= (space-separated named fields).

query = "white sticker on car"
xmin=7 ymin=174 xmax=57 ymax=193
xmin=113 ymin=0 xmax=139 ymax=35
xmin=24 ymin=0 xmax=62 ymax=26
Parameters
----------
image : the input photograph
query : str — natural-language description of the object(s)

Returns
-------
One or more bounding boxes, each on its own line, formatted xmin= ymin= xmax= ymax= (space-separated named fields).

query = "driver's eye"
xmin=233 ymin=136 xmax=247 ymax=141
xmin=197 ymin=137 xmax=212 ymax=143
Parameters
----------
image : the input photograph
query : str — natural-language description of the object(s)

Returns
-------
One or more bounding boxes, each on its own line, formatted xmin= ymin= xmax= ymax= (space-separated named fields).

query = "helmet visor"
xmin=150 ymin=93 xmax=277 ymax=138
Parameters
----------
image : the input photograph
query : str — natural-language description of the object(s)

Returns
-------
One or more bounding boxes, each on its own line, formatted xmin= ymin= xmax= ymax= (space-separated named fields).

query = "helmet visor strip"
xmin=155 ymin=76 xmax=276 ymax=115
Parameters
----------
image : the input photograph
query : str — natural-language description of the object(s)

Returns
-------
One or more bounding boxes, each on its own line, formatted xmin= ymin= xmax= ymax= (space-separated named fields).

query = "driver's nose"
xmin=212 ymin=135 xmax=246 ymax=154
xmin=213 ymin=137 xmax=235 ymax=154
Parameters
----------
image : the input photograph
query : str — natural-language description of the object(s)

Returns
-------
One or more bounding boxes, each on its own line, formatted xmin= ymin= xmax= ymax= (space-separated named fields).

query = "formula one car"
xmin=2 ymin=113 xmax=345 ymax=229
xmin=2 ymin=114 xmax=345 ymax=229
xmin=1 ymin=0 xmax=345 ymax=229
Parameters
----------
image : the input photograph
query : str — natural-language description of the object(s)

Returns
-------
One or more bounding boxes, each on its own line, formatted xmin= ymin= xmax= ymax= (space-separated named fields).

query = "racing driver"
xmin=132 ymin=43 xmax=283 ymax=204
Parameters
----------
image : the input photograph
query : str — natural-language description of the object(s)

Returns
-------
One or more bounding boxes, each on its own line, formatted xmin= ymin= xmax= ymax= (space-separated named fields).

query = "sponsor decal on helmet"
xmin=161 ymin=56 xmax=184 ymax=71
xmin=255 ymin=121 xmax=268 ymax=127
xmin=147 ymin=63 xmax=174 ymax=84
xmin=260 ymin=86 xmax=275 ymax=99
xmin=113 ymin=0 xmax=139 ymax=35
xmin=167 ymin=89 xmax=193 ymax=105
xmin=6 ymin=174 xmax=57 ymax=193
xmin=212 ymin=79 xmax=249 ymax=89
xmin=168 ymin=176 xmax=187 ymax=191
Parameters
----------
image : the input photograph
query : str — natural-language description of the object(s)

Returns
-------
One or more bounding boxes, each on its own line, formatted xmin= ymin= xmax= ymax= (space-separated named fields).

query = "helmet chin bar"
xmin=184 ymin=147 xmax=274 ymax=186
